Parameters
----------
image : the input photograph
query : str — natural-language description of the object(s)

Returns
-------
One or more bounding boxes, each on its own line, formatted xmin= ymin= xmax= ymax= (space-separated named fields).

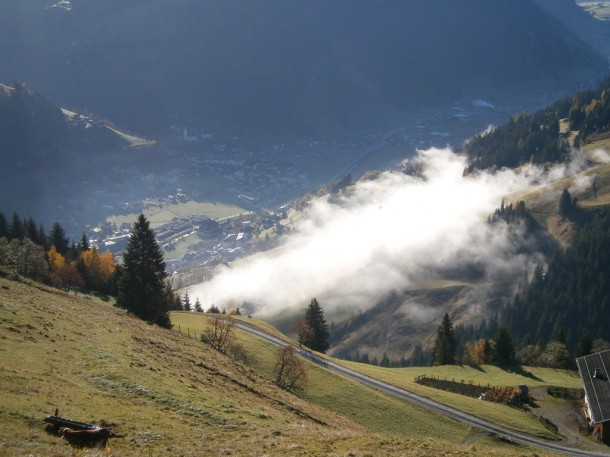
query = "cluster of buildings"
xmin=88 ymin=196 xmax=287 ymax=278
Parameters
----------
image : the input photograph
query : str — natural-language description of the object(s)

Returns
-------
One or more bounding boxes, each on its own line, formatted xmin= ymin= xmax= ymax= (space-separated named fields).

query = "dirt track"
xmin=528 ymin=387 xmax=603 ymax=452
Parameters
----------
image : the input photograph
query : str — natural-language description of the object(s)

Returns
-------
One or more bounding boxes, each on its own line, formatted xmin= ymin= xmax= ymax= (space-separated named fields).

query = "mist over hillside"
xmin=188 ymin=148 xmax=591 ymax=315
xmin=0 ymin=0 xmax=606 ymax=138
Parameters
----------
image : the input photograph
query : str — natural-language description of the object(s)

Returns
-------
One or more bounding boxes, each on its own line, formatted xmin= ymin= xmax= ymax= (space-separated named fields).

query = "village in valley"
xmin=75 ymin=96 xmax=559 ymax=284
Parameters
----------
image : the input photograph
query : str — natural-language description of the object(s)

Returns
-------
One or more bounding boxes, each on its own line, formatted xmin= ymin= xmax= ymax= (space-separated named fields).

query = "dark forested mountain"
xmin=533 ymin=0 xmax=610 ymax=59
xmin=0 ymin=82 xmax=68 ymax=162
xmin=463 ymin=77 xmax=610 ymax=170
xmin=462 ymin=109 xmax=567 ymax=170
xmin=501 ymin=208 xmax=610 ymax=353
xmin=0 ymin=0 xmax=605 ymax=137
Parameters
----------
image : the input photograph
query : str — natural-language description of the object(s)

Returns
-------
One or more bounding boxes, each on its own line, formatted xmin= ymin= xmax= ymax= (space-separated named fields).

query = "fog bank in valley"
xmin=188 ymin=147 xmax=587 ymax=317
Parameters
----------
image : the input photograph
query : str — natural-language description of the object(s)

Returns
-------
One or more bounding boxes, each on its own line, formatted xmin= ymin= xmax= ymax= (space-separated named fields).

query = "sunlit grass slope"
xmin=174 ymin=312 xmax=573 ymax=439
xmin=0 ymin=271 xmax=557 ymax=456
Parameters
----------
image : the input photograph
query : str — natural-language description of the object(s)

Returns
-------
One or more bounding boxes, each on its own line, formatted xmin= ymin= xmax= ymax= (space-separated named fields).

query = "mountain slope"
xmin=0 ymin=270 xmax=358 ymax=455
xmin=533 ymin=0 xmax=610 ymax=59
xmin=0 ymin=82 xmax=68 ymax=161
xmin=0 ymin=269 xmax=545 ymax=456
xmin=0 ymin=0 xmax=605 ymax=137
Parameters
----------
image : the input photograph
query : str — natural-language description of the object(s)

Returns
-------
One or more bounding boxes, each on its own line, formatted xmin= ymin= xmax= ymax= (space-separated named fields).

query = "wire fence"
xmin=176 ymin=325 xmax=200 ymax=340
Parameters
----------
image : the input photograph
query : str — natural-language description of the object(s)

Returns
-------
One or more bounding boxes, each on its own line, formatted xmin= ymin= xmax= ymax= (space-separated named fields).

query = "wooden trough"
xmin=44 ymin=409 xmax=118 ymax=437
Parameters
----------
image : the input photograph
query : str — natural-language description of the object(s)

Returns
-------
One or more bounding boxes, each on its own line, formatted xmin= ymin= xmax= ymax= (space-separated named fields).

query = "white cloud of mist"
xmin=188 ymin=147 xmax=587 ymax=317
xmin=588 ymin=148 xmax=610 ymax=164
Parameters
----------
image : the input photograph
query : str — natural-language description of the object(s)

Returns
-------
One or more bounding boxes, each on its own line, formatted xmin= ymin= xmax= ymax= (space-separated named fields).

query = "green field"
xmin=578 ymin=1 xmax=610 ymax=20
xmin=171 ymin=313 xmax=578 ymax=441
xmin=0 ymin=275 xmax=554 ymax=456
xmin=0 ymin=273 xmax=597 ymax=456
xmin=107 ymin=200 xmax=248 ymax=229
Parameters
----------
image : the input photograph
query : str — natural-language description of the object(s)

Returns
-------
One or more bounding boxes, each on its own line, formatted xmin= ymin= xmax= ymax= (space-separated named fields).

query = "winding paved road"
xmin=235 ymin=322 xmax=610 ymax=457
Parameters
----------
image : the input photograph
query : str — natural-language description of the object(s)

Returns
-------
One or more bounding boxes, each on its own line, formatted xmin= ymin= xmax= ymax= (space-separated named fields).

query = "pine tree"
xmin=169 ymin=293 xmax=183 ymax=311
xmin=116 ymin=214 xmax=172 ymax=328
xmin=303 ymin=298 xmax=330 ymax=353
xmin=559 ymin=189 xmax=573 ymax=218
xmin=0 ymin=212 xmax=7 ymax=239
xmin=432 ymin=313 xmax=456 ymax=365
xmin=576 ymin=332 xmax=593 ymax=358
xmin=49 ymin=222 xmax=70 ymax=256
xmin=380 ymin=352 xmax=390 ymax=367
xmin=182 ymin=292 xmax=192 ymax=311
xmin=9 ymin=213 xmax=24 ymax=240
xmin=37 ymin=223 xmax=47 ymax=248
xmin=79 ymin=233 xmax=90 ymax=252
xmin=25 ymin=217 xmax=39 ymax=244
xmin=411 ymin=343 xmax=428 ymax=366
xmin=494 ymin=326 xmax=515 ymax=365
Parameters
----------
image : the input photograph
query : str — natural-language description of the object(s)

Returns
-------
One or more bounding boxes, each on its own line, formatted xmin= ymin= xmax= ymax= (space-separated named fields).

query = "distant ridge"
xmin=0 ymin=0 xmax=606 ymax=137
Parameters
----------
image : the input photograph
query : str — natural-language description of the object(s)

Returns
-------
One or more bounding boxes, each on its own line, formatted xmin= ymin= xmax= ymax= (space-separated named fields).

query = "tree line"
xmin=500 ymin=206 xmax=610 ymax=356
xmin=449 ymin=200 xmax=610 ymax=369
xmin=462 ymin=76 xmax=610 ymax=170
xmin=462 ymin=109 xmax=566 ymax=170
xmin=0 ymin=211 xmax=183 ymax=329
xmin=0 ymin=211 xmax=116 ymax=294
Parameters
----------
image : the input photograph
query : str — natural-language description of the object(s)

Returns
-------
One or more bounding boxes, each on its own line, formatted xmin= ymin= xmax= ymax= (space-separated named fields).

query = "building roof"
xmin=577 ymin=349 xmax=610 ymax=424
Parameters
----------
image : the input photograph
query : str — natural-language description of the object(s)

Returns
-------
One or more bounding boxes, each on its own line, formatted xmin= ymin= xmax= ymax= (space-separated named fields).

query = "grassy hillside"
xmin=0 ymin=270 xmax=564 ymax=456
xmin=505 ymin=137 xmax=610 ymax=247
xmin=173 ymin=313 xmax=562 ymax=439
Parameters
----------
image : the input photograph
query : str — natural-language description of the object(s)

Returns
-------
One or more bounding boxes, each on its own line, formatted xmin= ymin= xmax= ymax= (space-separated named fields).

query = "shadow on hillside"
xmin=91 ymin=291 xmax=112 ymax=302
xmin=467 ymin=364 xmax=486 ymax=373
xmin=499 ymin=364 xmax=543 ymax=382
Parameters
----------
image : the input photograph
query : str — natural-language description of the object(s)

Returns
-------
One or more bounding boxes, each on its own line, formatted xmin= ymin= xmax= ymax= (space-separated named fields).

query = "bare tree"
xmin=273 ymin=345 xmax=307 ymax=390
xmin=226 ymin=341 xmax=252 ymax=365
xmin=202 ymin=316 xmax=235 ymax=352
xmin=289 ymin=318 xmax=313 ymax=348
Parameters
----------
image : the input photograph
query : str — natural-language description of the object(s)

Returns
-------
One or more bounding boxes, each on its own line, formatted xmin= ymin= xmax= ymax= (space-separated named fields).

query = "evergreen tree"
xmin=432 ymin=313 xmax=456 ymax=365
xmin=79 ymin=233 xmax=90 ymax=252
xmin=411 ymin=343 xmax=428 ymax=367
xmin=494 ymin=327 xmax=515 ymax=365
xmin=303 ymin=298 xmax=330 ymax=353
xmin=37 ymin=223 xmax=47 ymax=248
xmin=559 ymin=189 xmax=574 ymax=218
xmin=576 ymin=332 xmax=593 ymax=358
xmin=182 ymin=292 xmax=192 ymax=311
xmin=380 ymin=352 xmax=390 ymax=367
xmin=207 ymin=304 xmax=221 ymax=314
xmin=0 ymin=212 xmax=7 ymax=239
xmin=9 ymin=213 xmax=24 ymax=240
xmin=116 ymin=214 xmax=172 ymax=328
xmin=194 ymin=297 xmax=203 ymax=313
xmin=49 ymin=222 xmax=70 ymax=256
xmin=169 ymin=293 xmax=183 ymax=311
xmin=25 ymin=217 xmax=39 ymax=244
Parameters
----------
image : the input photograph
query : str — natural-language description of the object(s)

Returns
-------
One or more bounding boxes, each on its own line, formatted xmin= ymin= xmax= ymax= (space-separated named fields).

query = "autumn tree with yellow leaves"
xmin=78 ymin=247 xmax=117 ymax=294
xmin=47 ymin=245 xmax=85 ymax=292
